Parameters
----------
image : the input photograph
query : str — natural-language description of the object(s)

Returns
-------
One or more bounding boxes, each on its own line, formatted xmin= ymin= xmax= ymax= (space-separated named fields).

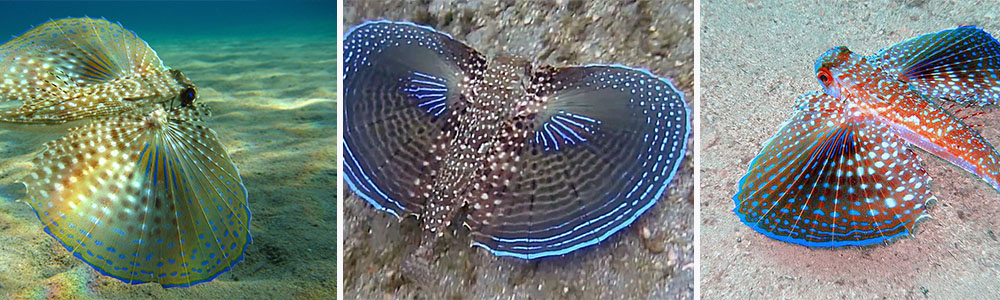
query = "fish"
xmin=0 ymin=17 xmax=195 ymax=129
xmin=22 ymin=103 xmax=250 ymax=288
xmin=342 ymin=19 xmax=690 ymax=270
xmin=2 ymin=17 xmax=249 ymax=288
xmin=733 ymin=26 xmax=1000 ymax=247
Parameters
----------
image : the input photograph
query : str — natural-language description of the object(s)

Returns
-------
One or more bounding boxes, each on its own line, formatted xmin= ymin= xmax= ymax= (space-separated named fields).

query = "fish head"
xmin=166 ymin=69 xmax=199 ymax=109
xmin=814 ymin=46 xmax=866 ymax=100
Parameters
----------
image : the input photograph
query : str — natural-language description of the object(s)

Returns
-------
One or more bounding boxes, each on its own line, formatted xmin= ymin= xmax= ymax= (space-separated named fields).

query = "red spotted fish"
xmin=343 ymin=20 xmax=689 ymax=273
xmin=734 ymin=26 xmax=1000 ymax=247
xmin=2 ymin=18 xmax=249 ymax=287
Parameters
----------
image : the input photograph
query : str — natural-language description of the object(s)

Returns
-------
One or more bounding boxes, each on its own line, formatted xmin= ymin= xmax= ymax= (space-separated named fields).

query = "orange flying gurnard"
xmin=734 ymin=26 xmax=1000 ymax=247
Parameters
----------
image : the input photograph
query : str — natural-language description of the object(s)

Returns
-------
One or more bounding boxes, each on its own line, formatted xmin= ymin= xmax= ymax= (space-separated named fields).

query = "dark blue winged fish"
xmin=0 ymin=18 xmax=249 ymax=287
xmin=343 ymin=20 xmax=690 ymax=268
xmin=734 ymin=26 xmax=1000 ymax=247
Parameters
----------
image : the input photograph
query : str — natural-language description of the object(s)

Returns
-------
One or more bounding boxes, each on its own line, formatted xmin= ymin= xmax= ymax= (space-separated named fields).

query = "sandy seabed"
xmin=0 ymin=34 xmax=336 ymax=299
xmin=701 ymin=0 xmax=1000 ymax=299
xmin=343 ymin=1 xmax=694 ymax=299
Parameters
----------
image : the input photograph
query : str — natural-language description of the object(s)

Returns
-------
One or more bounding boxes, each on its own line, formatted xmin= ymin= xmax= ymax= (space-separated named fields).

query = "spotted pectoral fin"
xmin=0 ymin=18 xmax=164 ymax=98
xmin=734 ymin=92 xmax=934 ymax=247
xmin=869 ymin=26 xmax=1000 ymax=105
xmin=0 ymin=94 xmax=139 ymax=125
xmin=344 ymin=21 xmax=485 ymax=119
xmin=21 ymin=105 xmax=249 ymax=287
xmin=0 ymin=17 xmax=171 ymax=123
xmin=342 ymin=21 xmax=486 ymax=217
xmin=468 ymin=65 xmax=690 ymax=259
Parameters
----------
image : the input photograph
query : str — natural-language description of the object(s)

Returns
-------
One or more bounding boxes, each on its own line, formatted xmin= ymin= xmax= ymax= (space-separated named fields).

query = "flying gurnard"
xmin=734 ymin=26 xmax=1000 ymax=247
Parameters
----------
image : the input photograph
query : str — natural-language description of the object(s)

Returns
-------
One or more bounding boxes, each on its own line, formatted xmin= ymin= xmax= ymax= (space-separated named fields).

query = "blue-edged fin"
xmin=733 ymin=92 xmax=935 ymax=247
xmin=20 ymin=104 xmax=250 ymax=288
xmin=469 ymin=65 xmax=690 ymax=259
xmin=869 ymin=26 xmax=1000 ymax=105
xmin=342 ymin=21 xmax=486 ymax=218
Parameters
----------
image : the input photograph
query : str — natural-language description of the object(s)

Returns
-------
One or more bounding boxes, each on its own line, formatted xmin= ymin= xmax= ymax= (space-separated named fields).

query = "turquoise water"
xmin=0 ymin=1 xmax=336 ymax=299
xmin=0 ymin=1 xmax=335 ymax=40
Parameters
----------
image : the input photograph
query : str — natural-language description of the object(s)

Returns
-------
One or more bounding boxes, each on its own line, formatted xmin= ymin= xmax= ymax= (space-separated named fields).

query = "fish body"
xmin=343 ymin=21 xmax=690 ymax=263
xmin=734 ymin=26 xmax=1000 ymax=247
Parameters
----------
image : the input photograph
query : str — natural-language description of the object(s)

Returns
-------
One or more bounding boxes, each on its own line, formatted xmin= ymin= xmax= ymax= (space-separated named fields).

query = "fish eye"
xmin=180 ymin=87 xmax=196 ymax=106
xmin=816 ymin=69 xmax=833 ymax=85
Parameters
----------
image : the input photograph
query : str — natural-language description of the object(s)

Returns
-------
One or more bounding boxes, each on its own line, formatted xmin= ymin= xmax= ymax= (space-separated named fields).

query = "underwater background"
xmin=343 ymin=1 xmax=694 ymax=299
xmin=0 ymin=1 xmax=336 ymax=299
